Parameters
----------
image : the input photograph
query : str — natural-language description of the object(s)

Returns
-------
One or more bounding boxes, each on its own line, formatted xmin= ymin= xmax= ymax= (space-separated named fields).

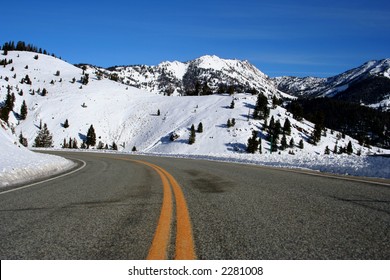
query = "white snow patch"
xmin=0 ymin=125 xmax=74 ymax=188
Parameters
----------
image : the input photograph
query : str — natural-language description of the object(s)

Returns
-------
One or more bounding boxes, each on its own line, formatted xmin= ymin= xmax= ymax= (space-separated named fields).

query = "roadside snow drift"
xmin=0 ymin=125 xmax=74 ymax=187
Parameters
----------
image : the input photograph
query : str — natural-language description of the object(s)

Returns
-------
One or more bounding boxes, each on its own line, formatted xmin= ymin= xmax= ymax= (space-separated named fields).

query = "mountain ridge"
xmin=94 ymin=54 xmax=288 ymax=99
xmin=273 ymin=59 xmax=390 ymax=109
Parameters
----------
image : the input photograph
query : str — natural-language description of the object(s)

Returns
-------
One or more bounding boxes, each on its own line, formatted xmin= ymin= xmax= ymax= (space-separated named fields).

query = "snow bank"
xmin=0 ymin=126 xmax=74 ymax=188
xmin=138 ymin=152 xmax=390 ymax=179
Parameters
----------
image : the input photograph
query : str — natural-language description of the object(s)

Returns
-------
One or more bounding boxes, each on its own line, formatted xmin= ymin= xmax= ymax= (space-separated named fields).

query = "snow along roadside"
xmin=0 ymin=151 xmax=75 ymax=188
xmin=136 ymin=152 xmax=390 ymax=179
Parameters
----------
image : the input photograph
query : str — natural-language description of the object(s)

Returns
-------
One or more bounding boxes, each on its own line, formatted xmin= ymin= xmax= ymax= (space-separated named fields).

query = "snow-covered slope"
xmin=102 ymin=55 xmax=291 ymax=99
xmin=273 ymin=59 xmax=390 ymax=108
xmin=1 ymin=51 xmax=389 ymax=179
xmin=0 ymin=121 xmax=73 ymax=187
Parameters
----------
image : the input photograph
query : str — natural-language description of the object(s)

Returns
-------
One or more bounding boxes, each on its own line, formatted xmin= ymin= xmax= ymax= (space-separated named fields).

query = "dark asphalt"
xmin=0 ymin=151 xmax=389 ymax=259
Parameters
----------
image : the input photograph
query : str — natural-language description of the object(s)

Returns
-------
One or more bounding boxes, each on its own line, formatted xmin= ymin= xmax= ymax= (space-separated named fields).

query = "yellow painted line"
xmin=153 ymin=165 xmax=197 ymax=260
xmin=129 ymin=160 xmax=173 ymax=260
xmin=121 ymin=159 xmax=196 ymax=260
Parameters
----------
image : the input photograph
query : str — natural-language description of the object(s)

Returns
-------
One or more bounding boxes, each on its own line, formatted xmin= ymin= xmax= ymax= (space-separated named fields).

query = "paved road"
xmin=0 ymin=151 xmax=389 ymax=259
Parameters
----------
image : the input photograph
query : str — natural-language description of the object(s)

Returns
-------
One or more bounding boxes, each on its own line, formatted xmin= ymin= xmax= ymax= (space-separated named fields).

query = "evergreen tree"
xmin=299 ymin=139 xmax=304 ymax=149
xmin=112 ymin=142 xmax=118 ymax=150
xmin=63 ymin=138 xmax=68 ymax=148
xmin=0 ymin=93 xmax=13 ymax=122
xmin=253 ymin=94 xmax=269 ymax=120
xmin=230 ymin=99 xmax=235 ymax=109
xmin=197 ymin=122 xmax=203 ymax=133
xmin=311 ymin=123 xmax=322 ymax=144
xmin=324 ymin=146 xmax=330 ymax=155
xmin=19 ymin=132 xmax=28 ymax=147
xmin=333 ymin=144 xmax=338 ymax=154
xmin=33 ymin=123 xmax=53 ymax=147
xmin=188 ymin=124 xmax=196 ymax=145
xmin=289 ymin=138 xmax=295 ymax=148
xmin=86 ymin=125 xmax=96 ymax=147
xmin=259 ymin=138 xmax=262 ymax=154
xmin=20 ymin=100 xmax=28 ymax=120
xmin=81 ymin=73 xmax=89 ymax=85
xmin=283 ymin=118 xmax=291 ymax=135
xmin=157 ymin=109 xmax=160 ymax=116
xmin=289 ymin=101 xmax=304 ymax=121
xmin=63 ymin=119 xmax=69 ymax=128
xmin=132 ymin=146 xmax=137 ymax=152
xmin=347 ymin=141 xmax=353 ymax=155
xmin=72 ymin=138 xmax=78 ymax=149
xmin=246 ymin=131 xmax=259 ymax=153
xmin=272 ymin=95 xmax=280 ymax=109
xmin=232 ymin=118 xmax=236 ymax=126
xmin=281 ymin=134 xmax=288 ymax=150
xmin=227 ymin=119 xmax=232 ymax=128
xmin=268 ymin=116 xmax=275 ymax=134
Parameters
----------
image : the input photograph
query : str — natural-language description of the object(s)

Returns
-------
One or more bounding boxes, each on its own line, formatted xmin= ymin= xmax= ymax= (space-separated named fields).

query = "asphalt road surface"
xmin=0 ymin=151 xmax=389 ymax=259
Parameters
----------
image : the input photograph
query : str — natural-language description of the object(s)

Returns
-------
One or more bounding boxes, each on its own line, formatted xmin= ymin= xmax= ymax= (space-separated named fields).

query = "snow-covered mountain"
xmin=99 ymin=55 xmax=290 ymax=99
xmin=1 ymin=50 xmax=389 ymax=181
xmin=273 ymin=59 xmax=390 ymax=109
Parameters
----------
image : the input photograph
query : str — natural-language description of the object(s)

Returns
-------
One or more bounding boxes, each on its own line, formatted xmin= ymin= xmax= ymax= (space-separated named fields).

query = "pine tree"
xmin=19 ymin=132 xmax=28 ymax=147
xmin=289 ymin=138 xmax=295 ymax=148
xmin=272 ymin=95 xmax=279 ymax=109
xmin=333 ymin=144 xmax=338 ymax=154
xmin=281 ymin=134 xmax=288 ymax=150
xmin=112 ymin=142 xmax=118 ymax=150
xmin=283 ymin=118 xmax=291 ymax=135
xmin=86 ymin=125 xmax=96 ymax=147
xmin=132 ymin=146 xmax=137 ymax=152
xmin=20 ymin=100 xmax=28 ymax=120
xmin=253 ymin=94 xmax=269 ymax=120
xmin=230 ymin=99 xmax=235 ymax=109
xmin=232 ymin=118 xmax=236 ymax=126
xmin=197 ymin=122 xmax=203 ymax=133
xmin=347 ymin=141 xmax=353 ymax=155
xmin=324 ymin=146 xmax=330 ymax=155
xmin=63 ymin=138 xmax=68 ymax=148
xmin=81 ymin=73 xmax=89 ymax=85
xmin=72 ymin=138 xmax=78 ymax=149
xmin=227 ymin=119 xmax=232 ymax=128
xmin=33 ymin=123 xmax=53 ymax=147
xmin=188 ymin=124 xmax=196 ymax=145
xmin=0 ymin=92 xmax=14 ymax=122
xmin=259 ymin=138 xmax=262 ymax=154
xmin=299 ymin=139 xmax=304 ymax=149
xmin=63 ymin=119 xmax=69 ymax=128
xmin=157 ymin=109 xmax=160 ymax=116
xmin=246 ymin=131 xmax=259 ymax=153
xmin=311 ymin=123 xmax=322 ymax=144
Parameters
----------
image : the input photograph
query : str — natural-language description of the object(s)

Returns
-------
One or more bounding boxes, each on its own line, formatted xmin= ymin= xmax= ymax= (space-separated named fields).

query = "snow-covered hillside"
xmin=101 ymin=55 xmax=291 ymax=99
xmin=1 ymin=51 xmax=389 ymax=180
xmin=273 ymin=59 xmax=390 ymax=109
xmin=0 ymin=121 xmax=73 ymax=187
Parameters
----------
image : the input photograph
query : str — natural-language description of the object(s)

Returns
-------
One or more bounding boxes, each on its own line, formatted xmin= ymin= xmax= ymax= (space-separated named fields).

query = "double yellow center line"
xmin=123 ymin=159 xmax=196 ymax=260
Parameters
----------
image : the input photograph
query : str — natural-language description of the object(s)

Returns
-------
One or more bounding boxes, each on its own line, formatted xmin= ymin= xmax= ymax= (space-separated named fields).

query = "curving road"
xmin=0 ymin=151 xmax=389 ymax=259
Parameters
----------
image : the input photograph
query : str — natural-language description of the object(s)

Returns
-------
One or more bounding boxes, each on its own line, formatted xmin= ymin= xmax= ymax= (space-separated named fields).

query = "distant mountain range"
xmin=92 ymin=55 xmax=290 ymax=98
xmin=273 ymin=59 xmax=390 ymax=109
xmin=91 ymin=56 xmax=390 ymax=110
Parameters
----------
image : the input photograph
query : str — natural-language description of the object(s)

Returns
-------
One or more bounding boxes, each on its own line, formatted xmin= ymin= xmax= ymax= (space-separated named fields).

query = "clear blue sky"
xmin=2 ymin=0 xmax=389 ymax=77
